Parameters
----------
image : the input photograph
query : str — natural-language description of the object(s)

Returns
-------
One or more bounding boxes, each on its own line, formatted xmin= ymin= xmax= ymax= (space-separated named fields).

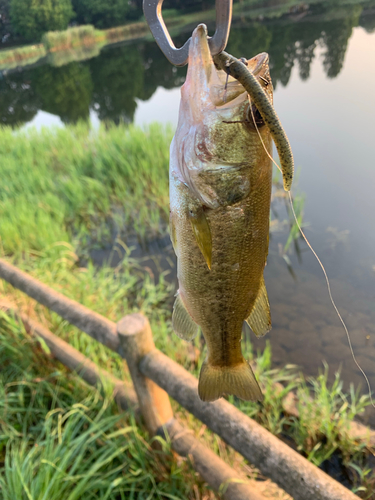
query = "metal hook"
xmin=143 ymin=0 xmax=233 ymax=67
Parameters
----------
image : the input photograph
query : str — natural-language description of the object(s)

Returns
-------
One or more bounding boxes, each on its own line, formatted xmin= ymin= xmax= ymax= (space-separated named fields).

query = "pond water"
xmin=2 ymin=0 xmax=375 ymax=418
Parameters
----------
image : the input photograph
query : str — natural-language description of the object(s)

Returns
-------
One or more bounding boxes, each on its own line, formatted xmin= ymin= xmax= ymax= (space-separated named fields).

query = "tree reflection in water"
xmin=0 ymin=0 xmax=374 ymax=127
xmin=90 ymin=46 xmax=144 ymax=123
xmin=0 ymin=73 xmax=39 ymax=125
xmin=321 ymin=6 xmax=362 ymax=78
xmin=32 ymin=62 xmax=93 ymax=123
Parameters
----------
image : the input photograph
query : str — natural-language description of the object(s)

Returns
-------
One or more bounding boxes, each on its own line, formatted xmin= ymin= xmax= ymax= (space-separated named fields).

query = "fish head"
xmin=173 ymin=24 xmax=273 ymax=208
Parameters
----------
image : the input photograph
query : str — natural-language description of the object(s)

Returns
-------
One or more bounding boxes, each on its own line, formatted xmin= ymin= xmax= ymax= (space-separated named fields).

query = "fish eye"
xmin=245 ymin=103 xmax=265 ymax=130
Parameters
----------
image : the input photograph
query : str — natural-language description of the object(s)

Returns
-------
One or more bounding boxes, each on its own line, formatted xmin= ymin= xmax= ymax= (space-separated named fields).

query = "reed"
xmin=104 ymin=22 xmax=149 ymax=44
xmin=0 ymin=123 xmax=171 ymax=257
xmin=42 ymin=25 xmax=99 ymax=52
xmin=0 ymin=123 xmax=374 ymax=498
xmin=0 ymin=44 xmax=46 ymax=71
xmin=0 ymin=311 xmax=206 ymax=500
xmin=47 ymin=44 xmax=101 ymax=67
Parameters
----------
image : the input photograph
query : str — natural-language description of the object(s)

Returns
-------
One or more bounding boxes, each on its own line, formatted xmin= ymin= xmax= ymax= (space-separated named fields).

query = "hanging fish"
xmin=169 ymin=24 xmax=291 ymax=402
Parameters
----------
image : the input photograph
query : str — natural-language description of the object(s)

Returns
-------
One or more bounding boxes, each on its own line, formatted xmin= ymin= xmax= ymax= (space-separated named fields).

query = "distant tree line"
xmin=1 ymin=0 xmax=374 ymax=44
xmin=2 ymin=1 xmax=374 ymax=128
xmin=0 ymin=0 xmax=217 ymax=43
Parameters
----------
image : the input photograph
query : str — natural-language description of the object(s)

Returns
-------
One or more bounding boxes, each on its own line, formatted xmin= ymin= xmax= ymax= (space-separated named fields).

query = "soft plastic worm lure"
xmin=214 ymin=51 xmax=294 ymax=191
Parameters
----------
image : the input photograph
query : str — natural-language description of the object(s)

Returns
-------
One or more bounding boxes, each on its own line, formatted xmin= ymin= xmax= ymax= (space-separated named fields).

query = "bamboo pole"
xmin=140 ymin=349 xmax=361 ymax=500
xmin=0 ymin=259 xmax=119 ymax=352
xmin=117 ymin=313 xmax=173 ymax=436
xmin=0 ymin=262 xmax=367 ymax=498
xmin=0 ymin=299 xmax=138 ymax=412
xmin=0 ymin=301 xmax=269 ymax=500
xmin=160 ymin=418 xmax=267 ymax=500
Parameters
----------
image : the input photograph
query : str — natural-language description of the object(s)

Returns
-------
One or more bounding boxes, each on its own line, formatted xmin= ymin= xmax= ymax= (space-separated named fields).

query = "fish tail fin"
xmin=198 ymin=359 xmax=263 ymax=402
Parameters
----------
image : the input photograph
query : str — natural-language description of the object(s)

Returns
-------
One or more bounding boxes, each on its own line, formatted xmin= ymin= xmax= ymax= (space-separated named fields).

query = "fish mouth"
xmin=185 ymin=24 xmax=271 ymax=110
xmin=182 ymin=23 xmax=215 ymax=113
xmin=188 ymin=23 xmax=213 ymax=83
xmin=247 ymin=52 xmax=270 ymax=79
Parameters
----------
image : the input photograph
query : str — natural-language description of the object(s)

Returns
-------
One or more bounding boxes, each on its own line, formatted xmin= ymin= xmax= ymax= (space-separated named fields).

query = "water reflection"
xmin=226 ymin=3 xmax=364 ymax=86
xmin=0 ymin=73 xmax=39 ymax=125
xmin=1 ymin=0 xmax=374 ymax=126
xmin=32 ymin=63 xmax=93 ymax=123
xmin=90 ymin=46 xmax=144 ymax=123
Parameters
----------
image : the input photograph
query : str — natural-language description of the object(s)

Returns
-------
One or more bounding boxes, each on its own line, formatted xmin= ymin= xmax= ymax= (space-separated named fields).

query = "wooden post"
xmin=140 ymin=349 xmax=362 ymax=500
xmin=117 ymin=313 xmax=173 ymax=436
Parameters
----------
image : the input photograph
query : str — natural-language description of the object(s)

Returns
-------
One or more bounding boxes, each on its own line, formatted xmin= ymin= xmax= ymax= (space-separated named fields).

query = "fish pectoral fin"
xmin=169 ymin=212 xmax=178 ymax=253
xmin=245 ymin=276 xmax=271 ymax=337
xmin=198 ymin=359 xmax=263 ymax=402
xmin=172 ymin=292 xmax=199 ymax=341
xmin=169 ymin=214 xmax=177 ymax=253
xmin=188 ymin=206 xmax=212 ymax=269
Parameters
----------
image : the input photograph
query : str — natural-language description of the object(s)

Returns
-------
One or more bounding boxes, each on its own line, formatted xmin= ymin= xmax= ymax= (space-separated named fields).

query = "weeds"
xmin=1 ymin=310 xmax=373 ymax=498
xmin=0 ymin=21 xmax=148 ymax=72
xmin=47 ymin=45 xmax=101 ymax=67
xmin=0 ymin=312 xmax=207 ymax=500
xmin=0 ymin=45 xmax=46 ymax=71
xmin=42 ymin=26 xmax=99 ymax=52
xmin=104 ymin=23 xmax=148 ymax=43
xmin=0 ymin=123 xmax=374 ymax=497
xmin=0 ymin=123 xmax=171 ymax=258
xmin=291 ymin=364 xmax=370 ymax=466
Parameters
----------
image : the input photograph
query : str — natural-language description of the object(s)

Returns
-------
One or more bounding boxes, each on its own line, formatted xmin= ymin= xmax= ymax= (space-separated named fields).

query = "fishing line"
xmin=248 ymin=96 xmax=375 ymax=407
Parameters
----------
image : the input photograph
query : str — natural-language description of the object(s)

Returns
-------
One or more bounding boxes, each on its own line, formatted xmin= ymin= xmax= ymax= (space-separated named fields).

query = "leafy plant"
xmin=290 ymin=364 xmax=370 ymax=466
xmin=10 ymin=0 xmax=74 ymax=42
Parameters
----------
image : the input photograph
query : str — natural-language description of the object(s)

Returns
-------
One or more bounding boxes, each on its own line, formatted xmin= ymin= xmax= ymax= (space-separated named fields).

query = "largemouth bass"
xmin=169 ymin=24 xmax=275 ymax=402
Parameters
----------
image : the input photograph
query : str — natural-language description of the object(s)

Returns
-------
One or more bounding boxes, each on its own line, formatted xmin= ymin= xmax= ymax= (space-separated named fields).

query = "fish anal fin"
xmin=188 ymin=206 xmax=212 ymax=269
xmin=246 ymin=276 xmax=271 ymax=338
xmin=198 ymin=359 xmax=263 ymax=402
xmin=172 ymin=292 xmax=199 ymax=341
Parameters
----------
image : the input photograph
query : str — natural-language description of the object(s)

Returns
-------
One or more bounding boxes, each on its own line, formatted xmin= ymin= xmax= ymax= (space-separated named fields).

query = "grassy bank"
xmin=0 ymin=0 xmax=370 ymax=72
xmin=0 ymin=310 xmax=209 ymax=500
xmin=0 ymin=124 xmax=171 ymax=257
xmin=0 ymin=124 xmax=374 ymax=498
xmin=0 ymin=22 xmax=149 ymax=71
xmin=42 ymin=25 xmax=101 ymax=52
xmin=0 ymin=44 xmax=47 ymax=70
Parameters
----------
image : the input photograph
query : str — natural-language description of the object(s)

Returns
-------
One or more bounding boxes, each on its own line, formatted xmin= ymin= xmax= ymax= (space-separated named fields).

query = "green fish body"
xmin=170 ymin=24 xmax=274 ymax=402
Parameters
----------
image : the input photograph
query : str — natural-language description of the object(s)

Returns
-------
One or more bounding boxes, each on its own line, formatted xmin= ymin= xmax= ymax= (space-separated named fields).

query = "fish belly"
xmin=170 ymin=158 xmax=272 ymax=401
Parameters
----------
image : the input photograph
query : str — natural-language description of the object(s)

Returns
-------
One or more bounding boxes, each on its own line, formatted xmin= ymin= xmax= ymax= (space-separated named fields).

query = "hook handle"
xmin=143 ymin=0 xmax=233 ymax=66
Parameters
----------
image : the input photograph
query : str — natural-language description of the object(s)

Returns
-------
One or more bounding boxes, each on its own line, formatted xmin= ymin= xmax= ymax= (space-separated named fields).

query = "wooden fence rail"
xmin=0 ymin=258 xmax=361 ymax=500
xmin=0 ymin=258 xmax=119 ymax=351
xmin=0 ymin=299 xmax=264 ymax=500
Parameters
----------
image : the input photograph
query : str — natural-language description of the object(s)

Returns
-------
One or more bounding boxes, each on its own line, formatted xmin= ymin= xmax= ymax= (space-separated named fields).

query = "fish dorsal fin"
xmin=245 ymin=276 xmax=271 ymax=337
xmin=172 ymin=292 xmax=199 ymax=341
xmin=188 ymin=206 xmax=212 ymax=269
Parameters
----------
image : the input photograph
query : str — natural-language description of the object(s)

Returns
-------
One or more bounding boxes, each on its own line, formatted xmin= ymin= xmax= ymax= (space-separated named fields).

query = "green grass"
xmin=1 ymin=306 xmax=373 ymax=498
xmin=0 ymin=44 xmax=46 ymax=71
xmin=42 ymin=26 xmax=100 ymax=52
xmin=0 ymin=22 xmax=136 ymax=71
xmin=0 ymin=123 xmax=171 ymax=258
xmin=234 ymin=344 xmax=372 ymax=469
xmin=0 ymin=123 xmax=374 ymax=498
xmin=291 ymin=366 xmax=370 ymax=465
xmin=0 ymin=312 xmax=211 ymax=500
xmin=104 ymin=23 xmax=149 ymax=44
xmin=47 ymin=45 xmax=101 ymax=67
